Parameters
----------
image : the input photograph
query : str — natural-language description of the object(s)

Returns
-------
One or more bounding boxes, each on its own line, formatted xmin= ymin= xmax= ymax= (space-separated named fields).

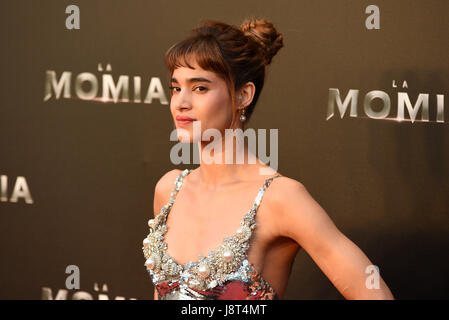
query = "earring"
xmin=239 ymin=108 xmax=247 ymax=122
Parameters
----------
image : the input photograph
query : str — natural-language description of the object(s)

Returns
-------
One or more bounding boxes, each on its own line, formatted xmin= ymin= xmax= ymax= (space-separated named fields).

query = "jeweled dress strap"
xmin=250 ymin=174 xmax=282 ymax=215
xmin=168 ymin=169 xmax=190 ymax=206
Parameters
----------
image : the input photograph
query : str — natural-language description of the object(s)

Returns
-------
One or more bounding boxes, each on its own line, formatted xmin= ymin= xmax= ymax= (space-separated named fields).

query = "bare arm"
xmin=275 ymin=178 xmax=394 ymax=300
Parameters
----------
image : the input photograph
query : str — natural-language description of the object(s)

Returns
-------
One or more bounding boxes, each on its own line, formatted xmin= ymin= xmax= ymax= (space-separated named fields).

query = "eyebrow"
xmin=170 ymin=77 xmax=213 ymax=84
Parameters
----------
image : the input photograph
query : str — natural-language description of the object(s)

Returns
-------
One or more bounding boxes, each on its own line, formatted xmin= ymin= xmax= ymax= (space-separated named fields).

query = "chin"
xmin=176 ymin=128 xmax=194 ymax=143
xmin=178 ymin=136 xmax=193 ymax=143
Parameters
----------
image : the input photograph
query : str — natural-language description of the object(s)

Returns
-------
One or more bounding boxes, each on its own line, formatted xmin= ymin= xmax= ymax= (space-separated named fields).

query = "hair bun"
xmin=240 ymin=18 xmax=284 ymax=65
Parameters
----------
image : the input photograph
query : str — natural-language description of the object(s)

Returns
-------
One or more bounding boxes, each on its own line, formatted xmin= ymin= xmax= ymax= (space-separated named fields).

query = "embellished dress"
xmin=142 ymin=169 xmax=282 ymax=300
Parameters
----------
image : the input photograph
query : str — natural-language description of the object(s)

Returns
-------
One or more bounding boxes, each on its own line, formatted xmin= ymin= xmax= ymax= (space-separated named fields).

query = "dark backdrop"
xmin=0 ymin=0 xmax=448 ymax=299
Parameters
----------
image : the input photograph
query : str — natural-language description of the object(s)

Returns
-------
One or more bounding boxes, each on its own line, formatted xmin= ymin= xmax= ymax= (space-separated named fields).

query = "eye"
xmin=168 ymin=86 xmax=179 ymax=93
xmin=194 ymin=86 xmax=208 ymax=92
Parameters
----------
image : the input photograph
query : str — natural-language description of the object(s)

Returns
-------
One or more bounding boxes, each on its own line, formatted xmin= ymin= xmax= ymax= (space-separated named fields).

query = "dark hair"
xmin=164 ymin=17 xmax=284 ymax=127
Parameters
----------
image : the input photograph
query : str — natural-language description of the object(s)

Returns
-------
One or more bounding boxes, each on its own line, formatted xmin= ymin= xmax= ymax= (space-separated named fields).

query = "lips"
xmin=176 ymin=115 xmax=195 ymax=125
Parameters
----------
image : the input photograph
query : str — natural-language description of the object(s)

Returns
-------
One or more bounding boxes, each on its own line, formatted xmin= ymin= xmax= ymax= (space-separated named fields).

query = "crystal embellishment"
xmin=142 ymin=168 xmax=282 ymax=295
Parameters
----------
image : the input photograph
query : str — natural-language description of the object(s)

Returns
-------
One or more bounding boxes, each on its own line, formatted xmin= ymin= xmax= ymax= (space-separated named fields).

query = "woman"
xmin=142 ymin=18 xmax=394 ymax=300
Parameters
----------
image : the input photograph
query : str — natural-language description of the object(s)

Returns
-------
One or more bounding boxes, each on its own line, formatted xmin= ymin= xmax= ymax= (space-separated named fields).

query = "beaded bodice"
xmin=142 ymin=169 xmax=282 ymax=300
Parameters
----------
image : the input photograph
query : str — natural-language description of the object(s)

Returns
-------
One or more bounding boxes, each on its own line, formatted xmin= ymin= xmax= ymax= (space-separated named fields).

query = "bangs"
xmin=165 ymin=36 xmax=231 ymax=82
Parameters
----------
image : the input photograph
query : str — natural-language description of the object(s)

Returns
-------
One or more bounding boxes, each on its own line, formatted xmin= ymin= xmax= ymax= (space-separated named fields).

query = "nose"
xmin=174 ymin=91 xmax=193 ymax=111
xmin=176 ymin=103 xmax=192 ymax=112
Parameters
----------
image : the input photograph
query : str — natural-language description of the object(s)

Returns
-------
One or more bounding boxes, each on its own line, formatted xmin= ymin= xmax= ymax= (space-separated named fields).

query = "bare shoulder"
xmin=265 ymin=175 xmax=338 ymax=249
xmin=263 ymin=174 xmax=308 ymax=207
xmin=261 ymin=175 xmax=306 ymax=224
xmin=152 ymin=169 xmax=183 ymax=218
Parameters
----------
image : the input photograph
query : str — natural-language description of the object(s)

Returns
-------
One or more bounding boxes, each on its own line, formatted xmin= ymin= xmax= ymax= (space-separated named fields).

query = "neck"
xmin=194 ymin=130 xmax=275 ymax=189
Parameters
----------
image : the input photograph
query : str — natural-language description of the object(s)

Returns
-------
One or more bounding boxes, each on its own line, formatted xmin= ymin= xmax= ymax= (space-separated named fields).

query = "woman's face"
xmin=169 ymin=60 xmax=235 ymax=143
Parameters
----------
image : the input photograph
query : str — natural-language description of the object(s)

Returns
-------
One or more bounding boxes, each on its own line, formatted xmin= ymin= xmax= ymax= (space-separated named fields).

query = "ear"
xmin=237 ymin=82 xmax=256 ymax=110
